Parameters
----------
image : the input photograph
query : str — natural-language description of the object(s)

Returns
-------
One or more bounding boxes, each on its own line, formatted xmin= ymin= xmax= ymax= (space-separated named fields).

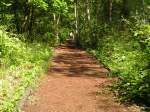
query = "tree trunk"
xmin=75 ymin=0 xmax=78 ymax=36
xmin=12 ymin=0 xmax=20 ymax=32
xmin=122 ymin=0 xmax=129 ymax=18
xmin=53 ymin=13 xmax=60 ymax=43
xmin=29 ymin=6 xmax=34 ymax=35
xmin=22 ymin=3 xmax=30 ymax=33
xmin=108 ymin=0 xmax=112 ymax=22
xmin=75 ymin=0 xmax=79 ymax=44
xmin=86 ymin=0 xmax=90 ymax=22
xmin=74 ymin=0 xmax=80 ymax=46
xmin=141 ymin=0 xmax=146 ymax=22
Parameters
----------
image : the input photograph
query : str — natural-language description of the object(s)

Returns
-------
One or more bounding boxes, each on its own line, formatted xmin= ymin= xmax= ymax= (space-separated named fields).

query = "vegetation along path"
xmin=22 ymin=45 xmax=139 ymax=112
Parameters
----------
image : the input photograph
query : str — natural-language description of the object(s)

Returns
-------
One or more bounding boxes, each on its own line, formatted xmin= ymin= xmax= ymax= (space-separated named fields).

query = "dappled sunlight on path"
xmin=50 ymin=46 xmax=108 ymax=78
xmin=22 ymin=45 xmax=139 ymax=112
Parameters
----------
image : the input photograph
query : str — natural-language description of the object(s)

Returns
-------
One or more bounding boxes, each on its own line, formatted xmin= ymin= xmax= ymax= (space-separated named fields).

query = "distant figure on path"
xmin=69 ymin=32 xmax=74 ymax=41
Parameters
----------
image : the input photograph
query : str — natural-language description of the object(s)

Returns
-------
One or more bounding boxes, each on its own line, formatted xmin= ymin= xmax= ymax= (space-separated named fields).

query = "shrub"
xmin=0 ymin=29 xmax=53 ymax=111
xmin=59 ymin=28 xmax=69 ymax=44
xmin=88 ymin=21 xmax=150 ymax=106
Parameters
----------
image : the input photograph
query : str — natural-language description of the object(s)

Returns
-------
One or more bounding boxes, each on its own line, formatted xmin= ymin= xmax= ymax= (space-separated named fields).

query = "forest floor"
xmin=22 ymin=44 xmax=140 ymax=112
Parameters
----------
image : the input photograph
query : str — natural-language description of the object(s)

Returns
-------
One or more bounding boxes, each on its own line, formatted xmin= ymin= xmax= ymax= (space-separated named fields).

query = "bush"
xmin=87 ymin=21 xmax=150 ymax=106
xmin=0 ymin=29 xmax=53 ymax=111
xmin=43 ymin=32 xmax=58 ymax=46
xmin=59 ymin=28 xmax=69 ymax=44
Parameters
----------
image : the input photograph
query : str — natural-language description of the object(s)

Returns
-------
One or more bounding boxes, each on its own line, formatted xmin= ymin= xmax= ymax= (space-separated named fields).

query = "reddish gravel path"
xmin=22 ymin=45 xmax=139 ymax=112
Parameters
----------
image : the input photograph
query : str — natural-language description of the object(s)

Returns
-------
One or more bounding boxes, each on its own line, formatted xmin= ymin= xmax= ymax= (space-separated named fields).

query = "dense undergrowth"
xmin=82 ymin=18 xmax=150 ymax=106
xmin=0 ymin=27 xmax=53 ymax=112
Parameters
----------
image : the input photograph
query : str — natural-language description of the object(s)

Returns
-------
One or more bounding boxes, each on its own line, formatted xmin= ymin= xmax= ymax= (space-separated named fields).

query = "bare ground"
xmin=22 ymin=45 xmax=140 ymax=112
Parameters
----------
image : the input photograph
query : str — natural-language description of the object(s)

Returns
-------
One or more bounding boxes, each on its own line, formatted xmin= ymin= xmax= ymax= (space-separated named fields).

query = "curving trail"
xmin=22 ymin=45 xmax=139 ymax=112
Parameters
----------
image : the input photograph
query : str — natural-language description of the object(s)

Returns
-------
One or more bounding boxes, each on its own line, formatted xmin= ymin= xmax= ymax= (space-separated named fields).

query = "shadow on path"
xmin=49 ymin=45 xmax=108 ymax=78
xmin=22 ymin=44 xmax=140 ymax=112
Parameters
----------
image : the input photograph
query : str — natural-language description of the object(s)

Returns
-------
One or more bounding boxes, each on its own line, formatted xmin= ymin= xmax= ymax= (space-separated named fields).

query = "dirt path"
xmin=22 ymin=45 xmax=139 ymax=112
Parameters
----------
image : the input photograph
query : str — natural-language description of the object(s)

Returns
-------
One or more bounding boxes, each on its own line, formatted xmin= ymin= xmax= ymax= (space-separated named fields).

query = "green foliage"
xmin=1 ymin=0 xmax=150 ymax=109
xmin=0 ymin=0 xmax=72 ymax=111
xmin=59 ymin=28 xmax=69 ymax=44
xmin=43 ymin=32 xmax=58 ymax=46
xmin=76 ymin=0 xmax=150 ymax=106
xmin=0 ymin=29 xmax=53 ymax=111
xmin=87 ymin=21 xmax=150 ymax=106
xmin=28 ymin=0 xmax=48 ymax=10
xmin=52 ymin=0 xmax=68 ymax=16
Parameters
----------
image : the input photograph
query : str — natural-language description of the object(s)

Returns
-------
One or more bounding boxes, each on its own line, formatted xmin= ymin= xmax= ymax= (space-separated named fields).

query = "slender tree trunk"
xmin=141 ymin=0 xmax=146 ymax=22
xmin=22 ymin=3 xmax=30 ymax=33
xmin=75 ymin=0 xmax=80 ymax=46
xmin=53 ymin=13 xmax=56 ymax=23
xmin=12 ymin=0 xmax=20 ymax=32
xmin=85 ymin=0 xmax=91 ymax=46
xmin=108 ymin=0 xmax=112 ymax=22
xmin=1 ymin=6 xmax=5 ymax=22
xmin=75 ymin=0 xmax=78 ymax=36
xmin=95 ymin=0 xmax=100 ymax=25
xmin=53 ymin=13 xmax=60 ymax=43
xmin=141 ymin=0 xmax=145 ymax=12
xmin=56 ymin=14 xmax=60 ymax=41
xmin=29 ymin=6 xmax=35 ymax=35
xmin=14 ymin=13 xmax=20 ymax=32
xmin=86 ymin=0 xmax=91 ymax=22
xmin=122 ymin=0 xmax=129 ymax=18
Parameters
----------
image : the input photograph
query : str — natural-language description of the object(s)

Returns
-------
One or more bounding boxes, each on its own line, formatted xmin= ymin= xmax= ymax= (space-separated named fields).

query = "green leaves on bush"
xmin=88 ymin=22 xmax=150 ymax=106
xmin=0 ymin=29 xmax=53 ymax=111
